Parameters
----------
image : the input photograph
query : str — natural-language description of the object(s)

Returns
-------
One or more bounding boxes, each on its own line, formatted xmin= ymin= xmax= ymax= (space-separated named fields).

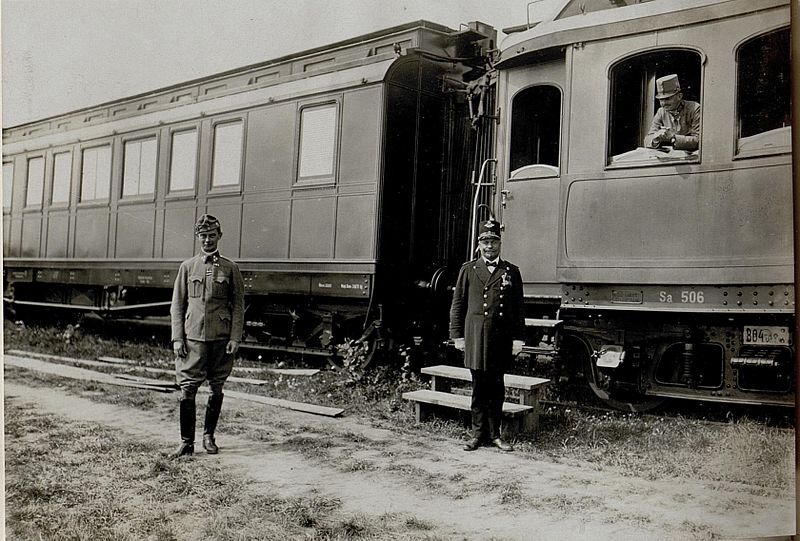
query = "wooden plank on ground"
xmin=234 ymin=366 xmax=320 ymax=377
xmin=113 ymin=374 xmax=179 ymax=389
xmin=7 ymin=349 xmax=96 ymax=364
xmin=4 ymin=354 xmax=176 ymax=393
xmin=5 ymin=354 xmax=341 ymax=414
xmin=99 ymin=355 xmax=320 ymax=377
xmin=224 ymin=389 xmax=344 ymax=417
xmin=97 ymin=363 xmax=279 ymax=386
xmin=96 ymin=356 xmax=133 ymax=365
xmin=7 ymin=350 xmax=319 ymax=387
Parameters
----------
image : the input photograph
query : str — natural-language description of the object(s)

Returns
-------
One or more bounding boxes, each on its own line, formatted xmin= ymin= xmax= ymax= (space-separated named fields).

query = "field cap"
xmin=477 ymin=219 xmax=501 ymax=240
xmin=655 ymin=74 xmax=681 ymax=99
xmin=195 ymin=214 xmax=221 ymax=235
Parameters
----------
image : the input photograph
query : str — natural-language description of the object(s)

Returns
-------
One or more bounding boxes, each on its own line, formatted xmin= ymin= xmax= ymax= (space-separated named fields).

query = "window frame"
xmin=78 ymin=143 xmax=113 ymax=204
xmin=50 ymin=150 xmax=73 ymax=207
xmin=605 ymin=47 xmax=704 ymax=170
xmin=24 ymin=154 xmax=46 ymax=209
xmin=295 ymin=99 xmax=340 ymax=187
xmin=120 ymin=133 xmax=159 ymax=201
xmin=507 ymin=83 xmax=563 ymax=181
xmin=733 ymin=25 xmax=791 ymax=160
xmin=209 ymin=117 xmax=245 ymax=194
xmin=167 ymin=125 xmax=200 ymax=197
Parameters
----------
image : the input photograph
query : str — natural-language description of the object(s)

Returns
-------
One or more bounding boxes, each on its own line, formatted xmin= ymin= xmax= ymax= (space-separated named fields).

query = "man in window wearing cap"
xmin=644 ymin=73 xmax=701 ymax=152
xmin=449 ymin=219 xmax=525 ymax=452
xmin=170 ymin=214 xmax=245 ymax=457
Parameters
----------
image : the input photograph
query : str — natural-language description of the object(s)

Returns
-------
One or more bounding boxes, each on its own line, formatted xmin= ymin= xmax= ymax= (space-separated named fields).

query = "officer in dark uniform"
xmin=449 ymin=218 xmax=525 ymax=452
xmin=170 ymin=214 xmax=245 ymax=457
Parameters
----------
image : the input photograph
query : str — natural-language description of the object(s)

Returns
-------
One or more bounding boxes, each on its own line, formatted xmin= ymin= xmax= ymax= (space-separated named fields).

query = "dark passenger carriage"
xmin=2 ymin=21 xmax=497 ymax=364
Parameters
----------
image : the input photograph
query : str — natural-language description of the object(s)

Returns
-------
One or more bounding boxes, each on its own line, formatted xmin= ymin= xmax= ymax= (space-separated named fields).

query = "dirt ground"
xmin=4 ymin=352 xmax=796 ymax=541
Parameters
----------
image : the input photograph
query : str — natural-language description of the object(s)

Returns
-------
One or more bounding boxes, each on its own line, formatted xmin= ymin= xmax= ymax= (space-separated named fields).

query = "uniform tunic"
xmin=171 ymin=252 xmax=245 ymax=343
xmin=644 ymin=100 xmax=701 ymax=151
xmin=449 ymin=258 xmax=525 ymax=371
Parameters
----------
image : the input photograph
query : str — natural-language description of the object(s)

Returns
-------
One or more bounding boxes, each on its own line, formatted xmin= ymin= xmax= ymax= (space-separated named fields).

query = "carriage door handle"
xmin=501 ymin=189 xmax=511 ymax=208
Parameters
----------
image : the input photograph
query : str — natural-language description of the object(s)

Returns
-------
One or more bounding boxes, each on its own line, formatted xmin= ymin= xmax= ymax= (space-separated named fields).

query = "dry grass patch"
xmin=4 ymin=398 xmax=451 ymax=541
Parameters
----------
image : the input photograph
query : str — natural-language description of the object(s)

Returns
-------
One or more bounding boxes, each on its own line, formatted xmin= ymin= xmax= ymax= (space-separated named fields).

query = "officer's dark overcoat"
xmin=449 ymin=258 xmax=525 ymax=371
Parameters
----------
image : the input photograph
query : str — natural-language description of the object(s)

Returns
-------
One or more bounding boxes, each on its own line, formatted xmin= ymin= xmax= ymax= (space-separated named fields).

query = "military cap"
xmin=477 ymin=219 xmax=501 ymax=240
xmin=655 ymin=74 xmax=681 ymax=99
xmin=194 ymin=214 xmax=221 ymax=235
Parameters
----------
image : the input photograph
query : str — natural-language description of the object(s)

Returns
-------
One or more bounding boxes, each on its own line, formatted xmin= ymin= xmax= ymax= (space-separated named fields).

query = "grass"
xmin=533 ymin=407 xmax=795 ymax=491
xmin=4 ymin=317 xmax=796 ymax=502
xmin=4 ymin=400 xmax=454 ymax=541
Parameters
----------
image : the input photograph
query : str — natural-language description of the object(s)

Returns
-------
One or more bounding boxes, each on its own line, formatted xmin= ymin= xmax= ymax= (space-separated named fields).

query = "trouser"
xmin=175 ymin=339 xmax=234 ymax=400
xmin=470 ymin=368 xmax=505 ymax=440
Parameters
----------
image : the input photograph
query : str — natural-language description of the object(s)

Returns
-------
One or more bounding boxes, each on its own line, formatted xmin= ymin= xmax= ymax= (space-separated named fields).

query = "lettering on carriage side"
xmin=137 ymin=274 xmax=154 ymax=285
xmin=340 ymin=283 xmax=364 ymax=290
xmin=317 ymin=282 xmax=332 ymax=288
xmin=680 ymin=291 xmax=705 ymax=303
xmin=611 ymin=290 xmax=642 ymax=304
xmin=659 ymin=290 xmax=705 ymax=303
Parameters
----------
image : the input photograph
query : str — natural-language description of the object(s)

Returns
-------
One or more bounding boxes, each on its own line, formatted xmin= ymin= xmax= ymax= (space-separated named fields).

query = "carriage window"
xmin=122 ymin=137 xmax=157 ymax=197
xmin=80 ymin=145 xmax=112 ymax=201
xmin=736 ymin=28 xmax=791 ymax=157
xmin=25 ymin=156 xmax=45 ymax=207
xmin=608 ymin=50 xmax=701 ymax=166
xmin=169 ymin=129 xmax=198 ymax=192
xmin=3 ymin=162 xmax=14 ymax=211
xmin=211 ymin=120 xmax=243 ymax=188
xmin=509 ymin=85 xmax=561 ymax=179
xmin=51 ymin=151 xmax=72 ymax=204
xmin=297 ymin=103 xmax=338 ymax=183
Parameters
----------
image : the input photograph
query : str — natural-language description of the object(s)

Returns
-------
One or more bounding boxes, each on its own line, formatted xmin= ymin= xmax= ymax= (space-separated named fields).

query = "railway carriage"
xmin=2 ymin=21 xmax=496 ymax=364
xmin=490 ymin=0 xmax=793 ymax=409
xmin=4 ymin=0 xmax=795 ymax=410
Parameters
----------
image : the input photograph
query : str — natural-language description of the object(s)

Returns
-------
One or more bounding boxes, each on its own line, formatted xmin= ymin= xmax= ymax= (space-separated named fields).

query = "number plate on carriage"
xmin=742 ymin=326 xmax=790 ymax=345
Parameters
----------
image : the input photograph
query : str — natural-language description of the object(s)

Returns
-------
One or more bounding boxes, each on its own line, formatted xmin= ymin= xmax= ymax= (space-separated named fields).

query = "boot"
xmin=171 ymin=398 xmax=196 ymax=458
xmin=488 ymin=412 xmax=513 ymax=451
xmin=203 ymin=394 xmax=224 ymax=454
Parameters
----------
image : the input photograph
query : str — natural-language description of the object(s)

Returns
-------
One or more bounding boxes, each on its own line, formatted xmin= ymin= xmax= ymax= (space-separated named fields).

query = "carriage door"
xmin=497 ymin=63 xmax=564 ymax=299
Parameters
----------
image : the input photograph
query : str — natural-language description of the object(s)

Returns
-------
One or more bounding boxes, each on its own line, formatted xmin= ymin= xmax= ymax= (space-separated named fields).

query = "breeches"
xmin=176 ymin=339 xmax=234 ymax=400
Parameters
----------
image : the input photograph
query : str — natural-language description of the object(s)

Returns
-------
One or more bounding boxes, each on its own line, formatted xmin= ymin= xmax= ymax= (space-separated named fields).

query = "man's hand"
xmin=512 ymin=340 xmax=524 ymax=357
xmin=173 ymin=339 xmax=187 ymax=358
xmin=226 ymin=340 xmax=240 ymax=355
xmin=654 ymin=128 xmax=676 ymax=147
xmin=648 ymin=128 xmax=675 ymax=148
xmin=453 ymin=338 xmax=465 ymax=351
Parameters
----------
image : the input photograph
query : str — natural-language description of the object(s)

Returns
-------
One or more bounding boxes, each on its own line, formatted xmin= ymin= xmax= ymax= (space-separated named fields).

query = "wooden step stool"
xmin=402 ymin=365 xmax=550 ymax=435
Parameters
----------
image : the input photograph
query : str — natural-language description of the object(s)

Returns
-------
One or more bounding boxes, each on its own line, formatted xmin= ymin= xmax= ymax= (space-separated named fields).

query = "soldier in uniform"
xmin=644 ymin=73 xmax=701 ymax=151
xmin=170 ymin=214 xmax=245 ymax=457
xmin=449 ymin=218 xmax=525 ymax=452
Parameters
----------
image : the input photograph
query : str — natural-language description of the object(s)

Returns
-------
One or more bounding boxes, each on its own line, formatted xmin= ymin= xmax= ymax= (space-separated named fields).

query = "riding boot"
xmin=203 ymin=394 xmax=224 ymax=454
xmin=171 ymin=398 xmax=195 ymax=458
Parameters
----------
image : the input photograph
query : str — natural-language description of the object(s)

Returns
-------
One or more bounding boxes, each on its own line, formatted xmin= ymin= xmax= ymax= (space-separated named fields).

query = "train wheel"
xmin=561 ymin=333 xmax=664 ymax=413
